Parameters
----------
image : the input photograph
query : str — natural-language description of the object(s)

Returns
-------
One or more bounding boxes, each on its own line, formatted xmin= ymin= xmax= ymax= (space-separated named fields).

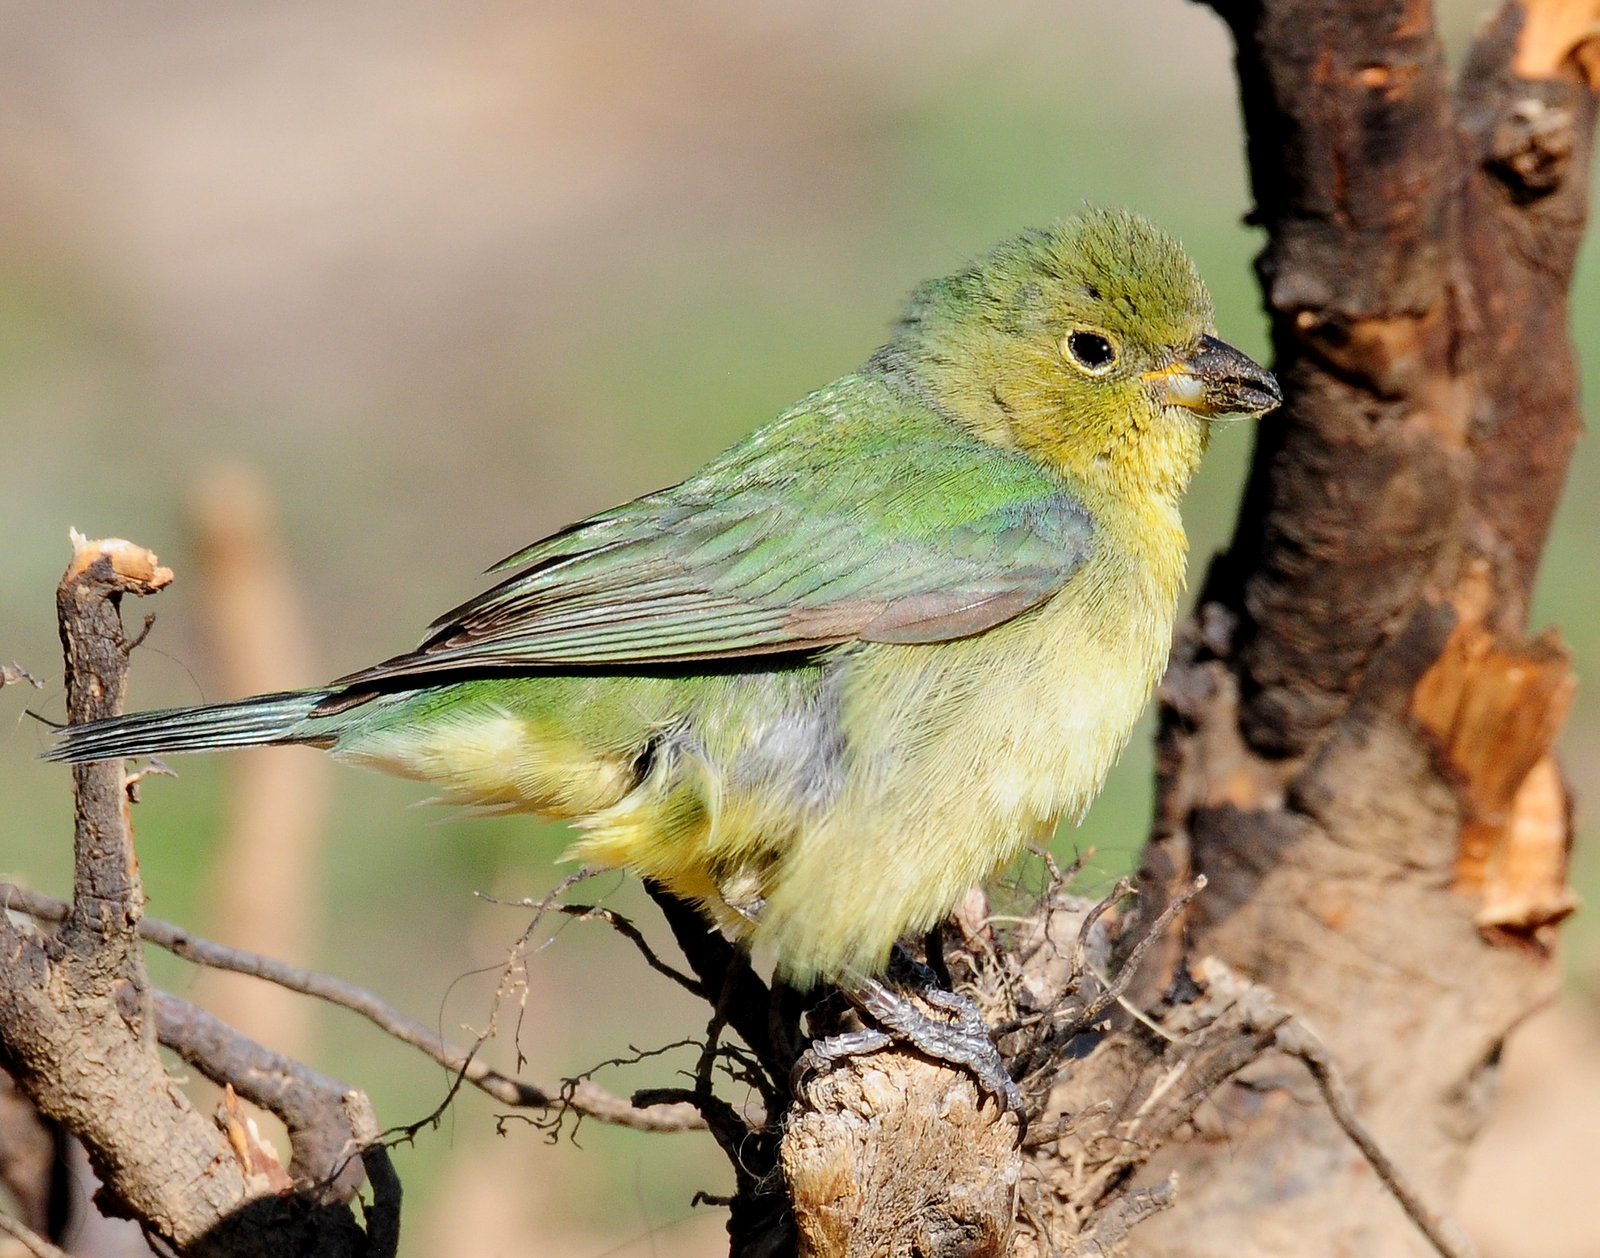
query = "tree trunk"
xmin=1122 ymin=0 xmax=1590 ymax=1251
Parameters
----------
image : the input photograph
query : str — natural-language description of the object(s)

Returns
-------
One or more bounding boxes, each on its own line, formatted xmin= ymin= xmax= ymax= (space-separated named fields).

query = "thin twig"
xmin=1065 ymin=876 xmax=1207 ymax=1038
xmin=1069 ymin=876 xmax=1133 ymax=992
xmin=991 ymin=876 xmax=1136 ymax=1039
xmin=1 ymin=883 xmax=703 ymax=1134
xmin=1275 ymin=1019 xmax=1478 ymax=1258
xmin=644 ymin=881 xmax=793 ymax=1076
xmin=1028 ymin=842 xmax=1094 ymax=894
xmin=697 ymin=968 xmax=740 ymax=1096
xmin=483 ymin=894 xmax=704 ymax=997
xmin=1086 ymin=960 xmax=1187 ymax=1045
xmin=0 ymin=1212 xmax=69 ymax=1258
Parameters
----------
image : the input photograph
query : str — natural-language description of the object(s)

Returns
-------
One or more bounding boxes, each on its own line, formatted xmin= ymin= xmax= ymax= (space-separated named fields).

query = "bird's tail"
xmin=41 ymin=690 xmax=337 ymax=763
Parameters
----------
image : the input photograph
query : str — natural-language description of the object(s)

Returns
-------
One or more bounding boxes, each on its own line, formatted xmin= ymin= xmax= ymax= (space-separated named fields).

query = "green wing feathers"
xmin=337 ymin=373 xmax=1096 ymax=685
xmin=46 ymin=372 xmax=1097 ymax=765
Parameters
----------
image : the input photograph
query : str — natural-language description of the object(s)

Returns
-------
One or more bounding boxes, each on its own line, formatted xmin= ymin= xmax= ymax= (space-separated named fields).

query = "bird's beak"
xmin=1144 ymin=335 xmax=1281 ymax=420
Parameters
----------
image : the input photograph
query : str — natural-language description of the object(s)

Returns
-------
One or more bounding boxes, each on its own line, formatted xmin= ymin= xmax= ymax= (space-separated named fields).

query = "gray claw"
xmin=807 ymin=964 xmax=1028 ymax=1133
xmin=792 ymin=1027 xmax=895 ymax=1092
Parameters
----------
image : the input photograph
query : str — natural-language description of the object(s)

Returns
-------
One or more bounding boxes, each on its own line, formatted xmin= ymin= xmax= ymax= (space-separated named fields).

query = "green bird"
xmin=49 ymin=208 xmax=1278 ymax=1100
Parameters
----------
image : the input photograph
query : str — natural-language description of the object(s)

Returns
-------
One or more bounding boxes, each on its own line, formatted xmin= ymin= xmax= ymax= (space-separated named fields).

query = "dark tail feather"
xmin=41 ymin=690 xmax=336 ymax=763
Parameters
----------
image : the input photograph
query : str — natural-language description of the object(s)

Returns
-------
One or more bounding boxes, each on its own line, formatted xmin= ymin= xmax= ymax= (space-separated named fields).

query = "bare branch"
xmin=55 ymin=534 xmax=172 ymax=1038
xmin=1275 ymin=1019 xmax=1479 ymax=1258
xmin=2 ymin=883 xmax=703 ymax=1135
xmin=1064 ymin=876 xmax=1207 ymax=1040
xmin=645 ymin=881 xmax=802 ymax=1078
xmin=1075 ymin=1175 xmax=1178 ymax=1257
xmin=1069 ymin=875 xmax=1132 ymax=993
xmin=151 ymin=990 xmax=365 ymax=1199
xmin=0 ymin=535 xmax=264 ymax=1253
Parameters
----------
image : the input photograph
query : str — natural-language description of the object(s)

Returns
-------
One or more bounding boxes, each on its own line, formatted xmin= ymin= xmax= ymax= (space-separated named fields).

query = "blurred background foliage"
xmin=1 ymin=3 xmax=1595 ymax=1255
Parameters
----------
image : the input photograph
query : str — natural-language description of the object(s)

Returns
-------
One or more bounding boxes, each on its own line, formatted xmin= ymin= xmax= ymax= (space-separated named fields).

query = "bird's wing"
xmin=333 ymin=379 xmax=1096 ymax=686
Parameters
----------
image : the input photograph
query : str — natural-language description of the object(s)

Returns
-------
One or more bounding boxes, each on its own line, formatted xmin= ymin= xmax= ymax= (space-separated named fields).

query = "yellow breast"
xmin=753 ymin=519 xmax=1185 ymax=983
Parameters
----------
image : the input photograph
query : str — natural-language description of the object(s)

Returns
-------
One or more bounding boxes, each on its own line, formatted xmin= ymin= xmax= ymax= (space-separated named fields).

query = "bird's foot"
xmin=794 ymin=1026 xmax=895 ymax=1077
xmin=795 ymin=957 xmax=1025 ymax=1128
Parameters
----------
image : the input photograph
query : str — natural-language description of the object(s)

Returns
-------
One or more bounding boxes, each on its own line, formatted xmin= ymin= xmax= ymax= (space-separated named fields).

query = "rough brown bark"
xmin=0 ymin=537 xmax=256 ymax=1251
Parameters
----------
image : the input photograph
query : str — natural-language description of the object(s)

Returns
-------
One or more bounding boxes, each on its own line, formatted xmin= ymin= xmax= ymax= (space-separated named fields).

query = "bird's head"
xmin=880 ymin=207 xmax=1280 ymax=511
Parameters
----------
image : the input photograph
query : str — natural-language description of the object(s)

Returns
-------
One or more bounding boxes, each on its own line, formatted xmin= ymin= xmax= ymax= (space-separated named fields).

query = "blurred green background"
xmin=2 ymin=3 xmax=1595 ymax=1255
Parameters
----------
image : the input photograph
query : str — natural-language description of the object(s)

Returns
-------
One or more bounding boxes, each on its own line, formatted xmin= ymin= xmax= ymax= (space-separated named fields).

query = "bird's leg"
xmin=797 ymin=945 xmax=1025 ymax=1123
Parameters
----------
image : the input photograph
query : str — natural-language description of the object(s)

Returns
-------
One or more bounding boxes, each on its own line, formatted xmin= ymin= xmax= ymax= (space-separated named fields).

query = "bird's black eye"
xmin=1065 ymin=330 xmax=1117 ymax=372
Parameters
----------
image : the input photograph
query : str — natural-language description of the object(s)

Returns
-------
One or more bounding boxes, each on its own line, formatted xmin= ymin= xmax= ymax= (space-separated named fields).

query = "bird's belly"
xmin=859 ymin=559 xmax=1170 ymax=831
xmin=753 ymin=553 xmax=1177 ymax=982
xmin=960 ymin=602 xmax=1163 ymax=828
